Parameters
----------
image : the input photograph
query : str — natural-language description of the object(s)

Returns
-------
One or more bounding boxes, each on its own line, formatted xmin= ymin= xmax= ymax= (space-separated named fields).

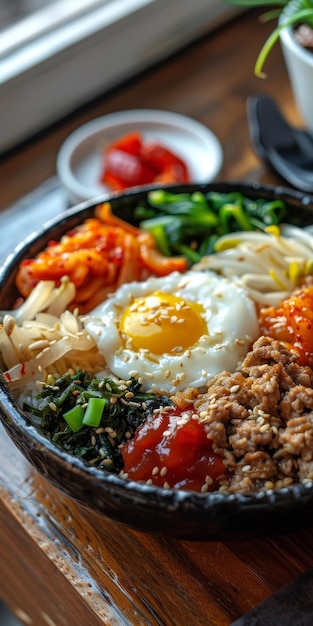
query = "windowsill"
xmin=0 ymin=0 xmax=240 ymax=154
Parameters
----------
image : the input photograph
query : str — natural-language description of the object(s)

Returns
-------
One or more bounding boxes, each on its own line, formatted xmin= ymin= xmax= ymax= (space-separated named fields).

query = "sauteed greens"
xmin=135 ymin=189 xmax=286 ymax=263
xmin=23 ymin=369 xmax=171 ymax=471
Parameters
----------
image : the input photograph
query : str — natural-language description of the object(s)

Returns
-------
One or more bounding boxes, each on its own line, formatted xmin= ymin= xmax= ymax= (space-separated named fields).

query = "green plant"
xmin=224 ymin=0 xmax=313 ymax=75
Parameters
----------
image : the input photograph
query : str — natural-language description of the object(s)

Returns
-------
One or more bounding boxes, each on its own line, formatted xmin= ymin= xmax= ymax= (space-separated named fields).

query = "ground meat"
xmin=193 ymin=336 xmax=313 ymax=494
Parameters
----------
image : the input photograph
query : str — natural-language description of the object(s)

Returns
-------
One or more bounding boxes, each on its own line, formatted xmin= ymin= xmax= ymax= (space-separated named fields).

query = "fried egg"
xmin=84 ymin=271 xmax=259 ymax=394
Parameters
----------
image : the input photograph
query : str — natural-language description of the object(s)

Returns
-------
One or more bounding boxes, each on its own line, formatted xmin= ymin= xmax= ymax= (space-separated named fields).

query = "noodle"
xmin=1 ymin=307 xmax=105 ymax=390
xmin=193 ymin=225 xmax=313 ymax=305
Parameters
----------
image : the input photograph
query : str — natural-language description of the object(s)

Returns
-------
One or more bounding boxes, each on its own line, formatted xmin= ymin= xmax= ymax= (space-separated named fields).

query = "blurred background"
xmin=0 ymin=0 xmax=240 ymax=155
xmin=0 ymin=602 xmax=21 ymax=625
xmin=0 ymin=0 xmax=53 ymax=25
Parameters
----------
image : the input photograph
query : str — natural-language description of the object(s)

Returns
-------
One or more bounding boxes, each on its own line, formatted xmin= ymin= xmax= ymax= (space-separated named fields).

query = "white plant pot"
xmin=279 ymin=20 xmax=313 ymax=131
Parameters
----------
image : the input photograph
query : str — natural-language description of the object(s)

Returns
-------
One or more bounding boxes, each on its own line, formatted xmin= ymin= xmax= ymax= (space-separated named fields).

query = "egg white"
xmin=83 ymin=271 xmax=259 ymax=394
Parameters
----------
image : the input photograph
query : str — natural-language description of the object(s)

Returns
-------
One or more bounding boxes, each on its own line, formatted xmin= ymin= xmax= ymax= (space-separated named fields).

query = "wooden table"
xmin=1 ymin=10 xmax=312 ymax=626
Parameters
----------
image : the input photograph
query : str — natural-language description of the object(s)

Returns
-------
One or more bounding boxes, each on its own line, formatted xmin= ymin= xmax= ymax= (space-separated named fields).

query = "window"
xmin=0 ymin=0 xmax=239 ymax=154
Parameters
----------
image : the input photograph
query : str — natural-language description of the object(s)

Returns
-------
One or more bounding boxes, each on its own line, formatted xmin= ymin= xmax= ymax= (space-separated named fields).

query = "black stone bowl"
xmin=1 ymin=181 xmax=313 ymax=540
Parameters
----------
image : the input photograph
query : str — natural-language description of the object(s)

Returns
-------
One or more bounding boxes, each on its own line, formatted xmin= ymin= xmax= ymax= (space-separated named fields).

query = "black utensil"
xmin=231 ymin=567 xmax=313 ymax=626
xmin=247 ymin=94 xmax=313 ymax=193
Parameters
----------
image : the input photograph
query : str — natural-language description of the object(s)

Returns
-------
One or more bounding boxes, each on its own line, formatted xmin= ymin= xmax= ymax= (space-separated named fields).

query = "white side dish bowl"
xmin=56 ymin=109 xmax=223 ymax=204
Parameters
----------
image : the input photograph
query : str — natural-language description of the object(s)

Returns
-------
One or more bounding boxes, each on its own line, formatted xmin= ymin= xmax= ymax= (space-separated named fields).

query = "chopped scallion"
xmin=82 ymin=397 xmax=108 ymax=427
xmin=63 ymin=405 xmax=84 ymax=432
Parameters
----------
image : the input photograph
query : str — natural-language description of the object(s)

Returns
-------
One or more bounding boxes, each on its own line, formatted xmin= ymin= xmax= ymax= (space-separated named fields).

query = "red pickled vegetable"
xmin=100 ymin=131 xmax=190 ymax=190
xmin=103 ymin=148 xmax=156 ymax=188
xmin=259 ymin=284 xmax=313 ymax=367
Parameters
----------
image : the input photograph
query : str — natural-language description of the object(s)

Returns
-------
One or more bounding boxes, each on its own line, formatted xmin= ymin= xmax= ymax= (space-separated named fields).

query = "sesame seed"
xmin=219 ymin=485 xmax=230 ymax=493
xmin=182 ymin=397 xmax=194 ymax=405
xmin=152 ymin=466 xmax=159 ymax=475
xmin=129 ymin=370 xmax=139 ymax=377
xmin=177 ymin=418 xmax=189 ymax=426
xmin=235 ymin=338 xmax=245 ymax=346
xmin=163 ymin=481 xmax=171 ymax=489
xmin=29 ymin=339 xmax=50 ymax=352
xmin=160 ymin=466 xmax=168 ymax=477
xmin=91 ymin=435 xmax=96 ymax=446
xmin=260 ymin=423 xmax=270 ymax=433
xmin=48 ymin=402 xmax=57 ymax=412
xmin=102 ymin=458 xmax=114 ymax=466
xmin=147 ymin=312 xmax=158 ymax=321
xmin=201 ymin=483 xmax=209 ymax=493
xmin=230 ymin=384 xmax=240 ymax=394
xmin=242 ymin=464 xmax=251 ymax=472
xmin=162 ymin=429 xmax=171 ymax=437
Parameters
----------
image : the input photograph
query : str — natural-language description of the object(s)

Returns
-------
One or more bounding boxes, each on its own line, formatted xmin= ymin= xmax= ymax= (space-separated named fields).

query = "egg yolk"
xmin=119 ymin=291 xmax=208 ymax=354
